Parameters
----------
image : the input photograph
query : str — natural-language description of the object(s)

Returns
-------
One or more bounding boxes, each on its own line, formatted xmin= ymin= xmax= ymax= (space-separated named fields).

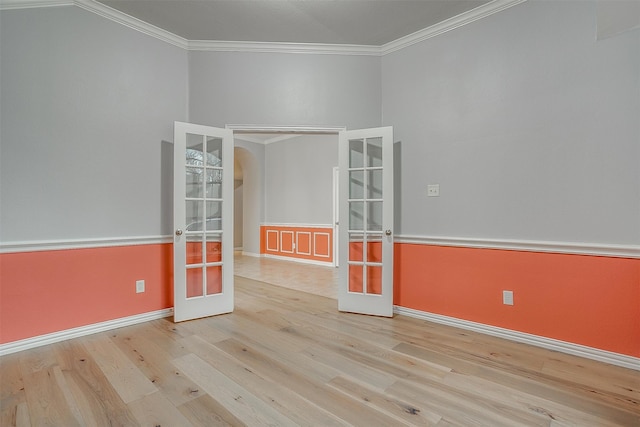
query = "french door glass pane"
xmin=349 ymin=170 xmax=364 ymax=199
xmin=205 ymin=201 xmax=222 ymax=231
xmin=186 ymin=200 xmax=203 ymax=231
xmin=186 ymin=267 xmax=203 ymax=298
xmin=349 ymin=234 xmax=363 ymax=262
xmin=367 ymin=201 xmax=382 ymax=231
xmin=366 ymin=137 xmax=383 ymax=167
xmin=186 ymin=235 xmax=203 ymax=265
xmin=367 ymin=235 xmax=383 ymax=263
xmin=366 ymin=266 xmax=382 ymax=295
xmin=349 ymin=139 xmax=364 ymax=168
xmin=349 ymin=264 xmax=363 ymax=293
xmin=187 ymin=133 xmax=204 ymax=152
xmin=206 ymin=234 xmax=222 ymax=263
xmin=186 ymin=168 xmax=203 ymax=198
xmin=206 ymin=266 xmax=223 ymax=295
xmin=206 ymin=169 xmax=222 ymax=198
xmin=367 ymin=169 xmax=382 ymax=199
xmin=206 ymin=137 xmax=223 ymax=166
xmin=349 ymin=202 xmax=364 ymax=230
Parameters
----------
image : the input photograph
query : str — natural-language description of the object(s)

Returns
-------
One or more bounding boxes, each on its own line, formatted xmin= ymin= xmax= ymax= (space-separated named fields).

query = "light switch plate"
xmin=427 ymin=184 xmax=440 ymax=197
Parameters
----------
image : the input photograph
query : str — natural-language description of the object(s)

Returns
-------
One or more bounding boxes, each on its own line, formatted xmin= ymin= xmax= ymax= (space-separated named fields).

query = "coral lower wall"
xmin=394 ymin=243 xmax=640 ymax=357
xmin=2 ymin=240 xmax=638 ymax=360
xmin=0 ymin=244 xmax=173 ymax=344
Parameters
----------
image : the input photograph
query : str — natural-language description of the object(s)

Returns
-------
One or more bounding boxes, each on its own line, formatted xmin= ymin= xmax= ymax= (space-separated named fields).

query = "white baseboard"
xmin=0 ymin=308 xmax=173 ymax=356
xmin=241 ymin=251 xmax=262 ymax=258
xmin=263 ymin=253 xmax=334 ymax=267
xmin=394 ymin=306 xmax=640 ymax=371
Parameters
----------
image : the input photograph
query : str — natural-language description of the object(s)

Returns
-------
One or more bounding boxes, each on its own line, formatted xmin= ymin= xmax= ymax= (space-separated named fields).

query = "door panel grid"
xmin=339 ymin=126 xmax=393 ymax=317
xmin=174 ymin=122 xmax=234 ymax=322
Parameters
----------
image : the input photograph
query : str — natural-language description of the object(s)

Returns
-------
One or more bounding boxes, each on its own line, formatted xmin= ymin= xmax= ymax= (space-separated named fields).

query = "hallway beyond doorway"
xmin=234 ymin=253 xmax=338 ymax=299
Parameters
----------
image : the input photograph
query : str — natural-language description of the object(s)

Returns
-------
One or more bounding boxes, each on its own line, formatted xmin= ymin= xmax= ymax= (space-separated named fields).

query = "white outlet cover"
xmin=427 ymin=184 xmax=440 ymax=197
xmin=503 ymin=290 xmax=514 ymax=305
xmin=136 ymin=280 xmax=145 ymax=293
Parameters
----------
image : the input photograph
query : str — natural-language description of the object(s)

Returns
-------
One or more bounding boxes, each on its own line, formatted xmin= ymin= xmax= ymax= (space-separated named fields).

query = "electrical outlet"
xmin=503 ymin=290 xmax=514 ymax=305
xmin=136 ymin=280 xmax=145 ymax=293
xmin=427 ymin=184 xmax=440 ymax=197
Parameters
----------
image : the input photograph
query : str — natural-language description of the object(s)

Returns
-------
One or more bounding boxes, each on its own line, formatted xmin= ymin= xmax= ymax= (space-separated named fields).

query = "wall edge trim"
xmin=0 ymin=308 xmax=173 ymax=356
xmin=263 ymin=253 xmax=334 ymax=267
xmin=262 ymin=223 xmax=333 ymax=229
xmin=0 ymin=235 xmax=173 ymax=253
xmin=394 ymin=235 xmax=640 ymax=259
xmin=394 ymin=306 xmax=640 ymax=371
xmin=1 ymin=0 xmax=526 ymax=56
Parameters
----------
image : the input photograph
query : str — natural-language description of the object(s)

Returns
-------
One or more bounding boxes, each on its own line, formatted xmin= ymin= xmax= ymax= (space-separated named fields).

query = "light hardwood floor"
xmin=234 ymin=253 xmax=338 ymax=299
xmin=1 ymin=271 xmax=639 ymax=426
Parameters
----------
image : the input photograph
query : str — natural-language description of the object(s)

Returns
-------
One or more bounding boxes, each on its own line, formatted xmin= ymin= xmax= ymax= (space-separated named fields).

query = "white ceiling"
xmin=96 ymin=0 xmax=492 ymax=46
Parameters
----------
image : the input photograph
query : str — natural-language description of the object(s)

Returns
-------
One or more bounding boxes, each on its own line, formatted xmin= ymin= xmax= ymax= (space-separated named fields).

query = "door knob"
xmin=175 ymin=229 xmax=183 ymax=236
xmin=385 ymin=229 xmax=392 ymax=236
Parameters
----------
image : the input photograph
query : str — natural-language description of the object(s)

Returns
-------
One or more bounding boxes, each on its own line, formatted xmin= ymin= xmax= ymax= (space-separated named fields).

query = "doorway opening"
xmin=232 ymin=129 xmax=341 ymax=299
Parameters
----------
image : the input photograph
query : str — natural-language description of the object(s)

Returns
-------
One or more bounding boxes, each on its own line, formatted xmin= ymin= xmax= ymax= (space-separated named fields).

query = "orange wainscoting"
xmin=260 ymin=225 xmax=333 ymax=264
xmin=394 ymin=243 xmax=640 ymax=358
xmin=0 ymin=244 xmax=173 ymax=344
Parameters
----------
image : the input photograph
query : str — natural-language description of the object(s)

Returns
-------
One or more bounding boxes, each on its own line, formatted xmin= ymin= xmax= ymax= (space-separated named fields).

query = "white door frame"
xmin=333 ymin=166 xmax=339 ymax=267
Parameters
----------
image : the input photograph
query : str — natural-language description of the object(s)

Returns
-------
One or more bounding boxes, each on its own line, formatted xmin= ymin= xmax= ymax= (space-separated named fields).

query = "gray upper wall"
xmin=0 ymin=6 xmax=188 ymax=242
xmin=187 ymin=51 xmax=382 ymax=130
xmin=2 ymin=0 xmax=638 ymax=247
xmin=382 ymin=0 xmax=639 ymax=245
xmin=264 ymin=134 xmax=338 ymax=225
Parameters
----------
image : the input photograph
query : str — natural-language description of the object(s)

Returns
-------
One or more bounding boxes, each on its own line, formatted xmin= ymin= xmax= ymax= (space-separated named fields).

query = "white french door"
xmin=173 ymin=122 xmax=234 ymax=322
xmin=338 ymin=126 xmax=394 ymax=317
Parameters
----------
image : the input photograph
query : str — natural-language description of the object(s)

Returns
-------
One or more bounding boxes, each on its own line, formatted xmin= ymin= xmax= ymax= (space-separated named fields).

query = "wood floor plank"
xmin=127 ymin=391 xmax=194 ymax=426
xmin=328 ymin=375 xmax=442 ymax=426
xmin=82 ymin=334 xmax=158 ymax=404
xmin=110 ymin=330 xmax=204 ymax=406
xmin=180 ymin=334 xmax=347 ymax=426
xmin=213 ymin=337 xmax=404 ymax=426
xmin=52 ymin=339 xmax=140 ymax=426
xmin=20 ymin=366 xmax=83 ymax=427
xmin=178 ymin=394 xmax=246 ymax=427
xmin=386 ymin=378 xmax=547 ymax=427
xmin=0 ymin=352 xmax=30 ymax=427
xmin=173 ymin=353 xmax=298 ymax=426
xmin=205 ymin=315 xmax=341 ymax=384
xmin=0 ymin=401 xmax=31 ymax=427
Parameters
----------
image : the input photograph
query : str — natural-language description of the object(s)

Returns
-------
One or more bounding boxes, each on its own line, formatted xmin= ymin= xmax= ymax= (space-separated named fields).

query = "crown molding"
xmin=0 ymin=0 xmax=189 ymax=49
xmin=187 ymin=40 xmax=381 ymax=56
xmin=0 ymin=0 xmax=71 ymax=9
xmin=73 ymin=0 xmax=188 ymax=49
xmin=381 ymin=0 xmax=528 ymax=55
xmin=1 ymin=0 xmax=528 ymax=56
